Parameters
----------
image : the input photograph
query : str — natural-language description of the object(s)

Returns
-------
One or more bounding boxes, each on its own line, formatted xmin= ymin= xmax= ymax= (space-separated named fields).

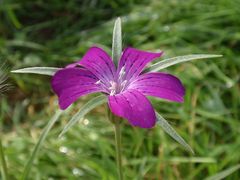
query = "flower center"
xmin=95 ymin=66 xmax=128 ymax=96
xmin=108 ymin=80 xmax=127 ymax=95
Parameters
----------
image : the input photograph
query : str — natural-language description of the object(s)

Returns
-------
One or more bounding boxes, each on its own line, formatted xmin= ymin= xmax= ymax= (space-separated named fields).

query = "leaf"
xmin=6 ymin=7 xmax=22 ymax=29
xmin=205 ymin=164 xmax=240 ymax=180
xmin=112 ymin=17 xmax=122 ymax=67
xmin=59 ymin=95 xmax=107 ymax=137
xmin=0 ymin=140 xmax=9 ymax=180
xmin=11 ymin=67 xmax=61 ymax=76
xmin=146 ymin=54 xmax=222 ymax=72
xmin=169 ymin=157 xmax=216 ymax=163
xmin=0 ymin=62 xmax=11 ymax=94
xmin=21 ymin=110 xmax=63 ymax=180
xmin=156 ymin=112 xmax=194 ymax=154
xmin=6 ymin=40 xmax=45 ymax=50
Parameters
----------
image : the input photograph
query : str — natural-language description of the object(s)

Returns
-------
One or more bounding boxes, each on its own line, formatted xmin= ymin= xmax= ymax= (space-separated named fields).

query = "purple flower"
xmin=51 ymin=47 xmax=185 ymax=128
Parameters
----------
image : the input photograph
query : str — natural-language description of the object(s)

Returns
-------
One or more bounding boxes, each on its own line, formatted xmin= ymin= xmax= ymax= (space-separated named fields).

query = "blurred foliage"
xmin=0 ymin=0 xmax=240 ymax=179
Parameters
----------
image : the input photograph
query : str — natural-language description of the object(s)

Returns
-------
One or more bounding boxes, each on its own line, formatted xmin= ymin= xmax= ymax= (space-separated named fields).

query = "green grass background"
xmin=1 ymin=0 xmax=240 ymax=179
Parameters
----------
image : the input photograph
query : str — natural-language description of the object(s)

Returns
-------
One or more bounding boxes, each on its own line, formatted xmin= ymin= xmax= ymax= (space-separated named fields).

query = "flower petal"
xmin=129 ymin=72 xmax=185 ymax=102
xmin=118 ymin=47 xmax=163 ymax=81
xmin=51 ymin=67 xmax=104 ymax=110
xmin=108 ymin=90 xmax=156 ymax=128
xmin=68 ymin=47 xmax=116 ymax=84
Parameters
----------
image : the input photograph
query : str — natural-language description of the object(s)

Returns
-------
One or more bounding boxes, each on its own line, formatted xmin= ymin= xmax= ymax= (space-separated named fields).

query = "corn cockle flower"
xmin=10 ymin=18 xmax=222 ymax=179
xmin=51 ymin=46 xmax=185 ymax=128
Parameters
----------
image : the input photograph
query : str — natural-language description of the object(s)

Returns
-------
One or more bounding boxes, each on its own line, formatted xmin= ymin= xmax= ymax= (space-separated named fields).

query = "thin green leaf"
xmin=156 ymin=112 xmax=194 ymax=154
xmin=126 ymin=157 xmax=216 ymax=165
xmin=11 ymin=67 xmax=61 ymax=76
xmin=205 ymin=164 xmax=240 ymax=180
xmin=112 ymin=17 xmax=122 ymax=67
xmin=169 ymin=157 xmax=216 ymax=163
xmin=21 ymin=110 xmax=63 ymax=180
xmin=6 ymin=7 xmax=22 ymax=29
xmin=146 ymin=54 xmax=222 ymax=72
xmin=0 ymin=140 xmax=9 ymax=180
xmin=6 ymin=40 xmax=45 ymax=50
xmin=0 ymin=62 xmax=11 ymax=94
xmin=59 ymin=95 xmax=107 ymax=137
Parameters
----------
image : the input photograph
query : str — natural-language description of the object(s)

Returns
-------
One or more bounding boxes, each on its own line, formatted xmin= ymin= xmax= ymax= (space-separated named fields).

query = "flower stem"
xmin=108 ymin=110 xmax=123 ymax=180
xmin=111 ymin=17 xmax=123 ymax=180
xmin=114 ymin=118 xmax=123 ymax=180
xmin=0 ymin=139 xmax=8 ymax=180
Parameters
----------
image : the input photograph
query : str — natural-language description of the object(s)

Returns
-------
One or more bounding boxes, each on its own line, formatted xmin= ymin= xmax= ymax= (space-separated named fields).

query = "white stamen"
xmin=118 ymin=66 xmax=126 ymax=80
xmin=95 ymin=80 xmax=110 ymax=92
xmin=110 ymin=90 xmax=116 ymax=96
xmin=95 ymin=80 xmax=101 ymax=85
xmin=120 ymin=80 xmax=127 ymax=91
xmin=109 ymin=81 xmax=117 ymax=95
xmin=109 ymin=81 xmax=117 ymax=90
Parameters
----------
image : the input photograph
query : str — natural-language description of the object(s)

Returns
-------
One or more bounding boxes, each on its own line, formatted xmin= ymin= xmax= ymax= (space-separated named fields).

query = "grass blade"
xmin=11 ymin=67 xmax=61 ymax=76
xmin=6 ymin=7 xmax=22 ymax=29
xmin=205 ymin=164 xmax=240 ymax=180
xmin=0 ymin=62 xmax=10 ymax=180
xmin=0 ymin=62 xmax=12 ymax=95
xmin=147 ymin=54 xmax=222 ymax=72
xmin=0 ymin=140 xmax=8 ymax=180
xmin=21 ymin=110 xmax=63 ymax=180
xmin=112 ymin=17 xmax=122 ymax=67
xmin=169 ymin=157 xmax=216 ymax=163
xmin=156 ymin=112 xmax=194 ymax=154
xmin=6 ymin=40 xmax=45 ymax=50
xmin=59 ymin=95 xmax=107 ymax=137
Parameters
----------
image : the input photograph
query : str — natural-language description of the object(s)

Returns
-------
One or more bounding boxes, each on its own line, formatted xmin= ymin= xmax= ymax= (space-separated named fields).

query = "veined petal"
xmin=108 ymin=90 xmax=156 ymax=128
xmin=51 ymin=67 xmax=104 ymax=110
xmin=117 ymin=47 xmax=163 ymax=81
xmin=129 ymin=72 xmax=185 ymax=102
xmin=69 ymin=47 xmax=116 ymax=84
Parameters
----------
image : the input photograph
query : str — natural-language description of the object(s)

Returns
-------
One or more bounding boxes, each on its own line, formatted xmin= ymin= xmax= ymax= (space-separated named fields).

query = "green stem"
xmin=108 ymin=110 xmax=123 ymax=180
xmin=0 ymin=139 xmax=8 ymax=180
xmin=114 ymin=119 xmax=123 ymax=180
xmin=111 ymin=18 xmax=123 ymax=179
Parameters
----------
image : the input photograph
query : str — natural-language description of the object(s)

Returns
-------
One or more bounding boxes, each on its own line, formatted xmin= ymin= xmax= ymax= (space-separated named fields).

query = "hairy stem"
xmin=114 ymin=118 xmax=123 ymax=180
xmin=108 ymin=110 xmax=123 ymax=180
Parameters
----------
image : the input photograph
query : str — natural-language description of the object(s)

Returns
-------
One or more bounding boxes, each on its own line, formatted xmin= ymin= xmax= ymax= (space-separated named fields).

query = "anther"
xmin=109 ymin=81 xmax=117 ymax=95
xmin=95 ymin=80 xmax=101 ymax=85
xmin=120 ymin=80 xmax=127 ymax=92
xmin=110 ymin=90 xmax=116 ymax=96
xmin=118 ymin=66 xmax=126 ymax=80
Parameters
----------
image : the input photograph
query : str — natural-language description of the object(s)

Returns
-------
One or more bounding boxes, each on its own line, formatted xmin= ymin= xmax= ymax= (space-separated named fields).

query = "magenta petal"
xmin=108 ymin=90 xmax=156 ymax=128
xmin=129 ymin=72 xmax=185 ymax=102
xmin=72 ymin=46 xmax=117 ymax=84
xmin=51 ymin=67 xmax=103 ymax=110
xmin=117 ymin=47 xmax=163 ymax=81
